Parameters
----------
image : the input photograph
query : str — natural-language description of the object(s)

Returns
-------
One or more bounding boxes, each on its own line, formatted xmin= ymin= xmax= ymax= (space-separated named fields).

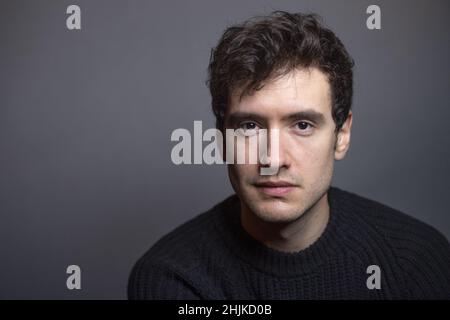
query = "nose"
xmin=259 ymin=128 xmax=291 ymax=175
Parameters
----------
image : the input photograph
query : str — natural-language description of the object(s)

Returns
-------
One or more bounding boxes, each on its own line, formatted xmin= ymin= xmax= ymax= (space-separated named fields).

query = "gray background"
xmin=1 ymin=0 xmax=449 ymax=299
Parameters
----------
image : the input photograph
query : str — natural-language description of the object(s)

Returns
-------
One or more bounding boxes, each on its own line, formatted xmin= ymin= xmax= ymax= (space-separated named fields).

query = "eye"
xmin=294 ymin=121 xmax=314 ymax=135
xmin=238 ymin=121 xmax=260 ymax=136
xmin=297 ymin=121 xmax=310 ymax=130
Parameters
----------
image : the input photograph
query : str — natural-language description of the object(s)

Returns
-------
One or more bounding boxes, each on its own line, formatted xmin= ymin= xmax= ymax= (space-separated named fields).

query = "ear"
xmin=334 ymin=111 xmax=353 ymax=161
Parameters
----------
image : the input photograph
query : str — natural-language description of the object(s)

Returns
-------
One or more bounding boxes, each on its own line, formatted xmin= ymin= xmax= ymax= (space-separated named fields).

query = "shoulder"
xmin=127 ymin=195 xmax=234 ymax=299
xmin=331 ymin=187 xmax=450 ymax=250
xmin=332 ymin=187 xmax=450 ymax=298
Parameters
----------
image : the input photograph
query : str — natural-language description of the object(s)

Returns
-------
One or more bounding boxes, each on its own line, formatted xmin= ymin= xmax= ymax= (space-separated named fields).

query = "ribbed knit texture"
xmin=128 ymin=187 xmax=450 ymax=299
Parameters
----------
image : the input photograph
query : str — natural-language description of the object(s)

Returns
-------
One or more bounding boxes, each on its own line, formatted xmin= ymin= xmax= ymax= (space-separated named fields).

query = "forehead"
xmin=228 ymin=67 xmax=332 ymax=119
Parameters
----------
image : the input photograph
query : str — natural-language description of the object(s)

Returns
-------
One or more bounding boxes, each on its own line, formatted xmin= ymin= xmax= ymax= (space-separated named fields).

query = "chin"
xmin=248 ymin=200 xmax=305 ymax=223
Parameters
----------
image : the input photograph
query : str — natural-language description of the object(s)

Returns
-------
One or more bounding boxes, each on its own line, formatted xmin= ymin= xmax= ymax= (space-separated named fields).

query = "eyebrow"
xmin=226 ymin=109 xmax=327 ymax=126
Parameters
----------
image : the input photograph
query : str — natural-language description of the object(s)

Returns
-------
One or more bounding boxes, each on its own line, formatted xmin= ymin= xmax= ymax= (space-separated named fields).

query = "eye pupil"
xmin=298 ymin=122 xmax=309 ymax=130
xmin=245 ymin=122 xmax=256 ymax=130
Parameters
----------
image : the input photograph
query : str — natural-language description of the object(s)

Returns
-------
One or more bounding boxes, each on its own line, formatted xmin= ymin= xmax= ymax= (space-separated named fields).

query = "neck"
xmin=240 ymin=192 xmax=330 ymax=253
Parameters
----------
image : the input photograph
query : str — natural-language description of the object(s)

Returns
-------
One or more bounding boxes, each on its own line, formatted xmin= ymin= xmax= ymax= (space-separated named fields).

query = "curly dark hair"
xmin=206 ymin=11 xmax=354 ymax=133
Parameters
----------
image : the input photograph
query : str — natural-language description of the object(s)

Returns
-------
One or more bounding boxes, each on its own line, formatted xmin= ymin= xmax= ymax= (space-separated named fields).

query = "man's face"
xmin=224 ymin=67 xmax=352 ymax=223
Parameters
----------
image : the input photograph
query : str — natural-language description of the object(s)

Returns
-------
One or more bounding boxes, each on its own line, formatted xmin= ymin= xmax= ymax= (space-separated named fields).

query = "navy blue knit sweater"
xmin=128 ymin=187 xmax=450 ymax=299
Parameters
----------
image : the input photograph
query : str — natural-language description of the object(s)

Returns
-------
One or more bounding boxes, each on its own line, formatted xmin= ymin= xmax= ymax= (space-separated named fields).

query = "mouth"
xmin=254 ymin=181 xmax=297 ymax=197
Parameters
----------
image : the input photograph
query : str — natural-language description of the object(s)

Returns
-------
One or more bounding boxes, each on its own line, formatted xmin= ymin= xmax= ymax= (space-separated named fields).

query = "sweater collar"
xmin=214 ymin=186 xmax=349 ymax=277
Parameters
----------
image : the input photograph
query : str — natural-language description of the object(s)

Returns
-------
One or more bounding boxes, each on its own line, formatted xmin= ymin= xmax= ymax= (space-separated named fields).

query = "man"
xmin=128 ymin=11 xmax=450 ymax=299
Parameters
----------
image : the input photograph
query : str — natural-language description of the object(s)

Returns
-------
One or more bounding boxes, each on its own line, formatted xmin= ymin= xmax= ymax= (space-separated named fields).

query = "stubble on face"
xmin=225 ymin=67 xmax=337 ymax=226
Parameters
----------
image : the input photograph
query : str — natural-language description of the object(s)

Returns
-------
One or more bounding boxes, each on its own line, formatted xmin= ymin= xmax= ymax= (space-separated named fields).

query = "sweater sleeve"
xmin=128 ymin=262 xmax=201 ymax=300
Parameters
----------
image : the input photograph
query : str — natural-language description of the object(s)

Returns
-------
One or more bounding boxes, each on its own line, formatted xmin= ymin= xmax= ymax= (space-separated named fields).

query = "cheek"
xmin=293 ymin=137 xmax=335 ymax=177
xmin=228 ymin=163 xmax=258 ymax=185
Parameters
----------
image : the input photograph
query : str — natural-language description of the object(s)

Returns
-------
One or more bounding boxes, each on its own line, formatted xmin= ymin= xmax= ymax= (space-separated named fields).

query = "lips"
xmin=254 ymin=181 xmax=297 ymax=196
